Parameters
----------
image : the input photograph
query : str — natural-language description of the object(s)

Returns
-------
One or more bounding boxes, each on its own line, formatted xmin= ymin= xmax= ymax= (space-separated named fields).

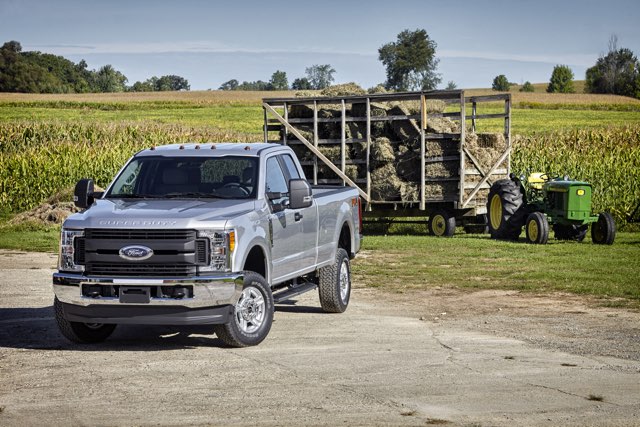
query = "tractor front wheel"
xmin=525 ymin=212 xmax=549 ymax=244
xmin=591 ymin=212 xmax=616 ymax=245
xmin=487 ymin=179 xmax=526 ymax=240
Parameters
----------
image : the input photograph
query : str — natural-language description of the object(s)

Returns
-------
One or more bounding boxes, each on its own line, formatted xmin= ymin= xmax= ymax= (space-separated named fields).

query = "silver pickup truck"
xmin=53 ymin=143 xmax=362 ymax=347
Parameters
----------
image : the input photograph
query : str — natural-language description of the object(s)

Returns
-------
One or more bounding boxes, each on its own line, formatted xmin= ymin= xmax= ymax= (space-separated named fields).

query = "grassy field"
xmin=352 ymin=231 xmax=640 ymax=308
xmin=1 ymin=88 xmax=639 ymax=305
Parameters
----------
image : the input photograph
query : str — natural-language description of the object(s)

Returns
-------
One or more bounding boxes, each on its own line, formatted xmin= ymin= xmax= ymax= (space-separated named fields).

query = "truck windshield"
xmin=106 ymin=156 xmax=259 ymax=199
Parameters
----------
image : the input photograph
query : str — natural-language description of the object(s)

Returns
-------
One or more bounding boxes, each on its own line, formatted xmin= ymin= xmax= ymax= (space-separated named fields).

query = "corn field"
xmin=512 ymin=126 xmax=640 ymax=224
xmin=1 ymin=121 xmax=639 ymax=226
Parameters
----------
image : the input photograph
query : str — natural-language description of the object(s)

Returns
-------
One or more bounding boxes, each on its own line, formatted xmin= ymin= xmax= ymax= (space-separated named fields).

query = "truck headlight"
xmin=198 ymin=230 xmax=234 ymax=272
xmin=59 ymin=228 xmax=84 ymax=273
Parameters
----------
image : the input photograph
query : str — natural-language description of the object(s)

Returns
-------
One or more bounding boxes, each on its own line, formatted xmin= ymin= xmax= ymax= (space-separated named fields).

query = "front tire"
xmin=214 ymin=271 xmax=274 ymax=347
xmin=319 ymin=248 xmax=351 ymax=313
xmin=54 ymin=297 xmax=117 ymax=343
xmin=525 ymin=212 xmax=549 ymax=244
xmin=429 ymin=210 xmax=456 ymax=237
xmin=487 ymin=179 xmax=526 ymax=240
xmin=591 ymin=212 xmax=616 ymax=245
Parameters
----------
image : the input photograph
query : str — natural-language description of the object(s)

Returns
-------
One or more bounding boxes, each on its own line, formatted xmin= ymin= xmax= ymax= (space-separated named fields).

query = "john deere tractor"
xmin=486 ymin=173 xmax=616 ymax=245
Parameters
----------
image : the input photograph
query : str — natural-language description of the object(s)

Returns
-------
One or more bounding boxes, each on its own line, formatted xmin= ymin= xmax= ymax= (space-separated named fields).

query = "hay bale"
xmin=425 ymin=182 xmax=458 ymax=199
xmin=371 ymin=137 xmax=395 ymax=163
xmin=289 ymin=104 xmax=314 ymax=119
xmin=425 ymin=161 xmax=458 ymax=178
xmin=320 ymin=83 xmax=366 ymax=97
xmin=318 ymin=164 xmax=359 ymax=182
xmin=367 ymin=84 xmax=388 ymax=94
xmin=352 ymin=101 xmax=388 ymax=118
xmin=295 ymin=91 xmax=317 ymax=98
xmin=426 ymin=139 xmax=458 ymax=157
xmin=465 ymin=133 xmax=507 ymax=171
xmin=403 ymin=99 xmax=446 ymax=115
xmin=395 ymin=146 xmax=421 ymax=182
xmin=388 ymin=105 xmax=420 ymax=140
xmin=9 ymin=202 xmax=80 ymax=226
xmin=427 ymin=117 xmax=459 ymax=133
xmin=371 ymin=163 xmax=403 ymax=201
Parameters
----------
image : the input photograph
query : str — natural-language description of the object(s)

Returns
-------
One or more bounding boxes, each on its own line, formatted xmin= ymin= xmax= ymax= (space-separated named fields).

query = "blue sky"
xmin=1 ymin=0 xmax=639 ymax=90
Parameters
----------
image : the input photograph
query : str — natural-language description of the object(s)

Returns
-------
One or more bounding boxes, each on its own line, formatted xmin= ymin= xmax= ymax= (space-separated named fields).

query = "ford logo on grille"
xmin=119 ymin=245 xmax=154 ymax=261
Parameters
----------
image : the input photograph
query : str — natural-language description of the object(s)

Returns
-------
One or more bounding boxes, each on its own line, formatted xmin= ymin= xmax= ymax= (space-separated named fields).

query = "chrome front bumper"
xmin=53 ymin=272 xmax=244 ymax=308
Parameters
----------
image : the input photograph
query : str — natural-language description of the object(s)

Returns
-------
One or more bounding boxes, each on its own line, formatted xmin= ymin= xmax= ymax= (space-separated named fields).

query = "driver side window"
xmin=265 ymin=157 xmax=288 ymax=194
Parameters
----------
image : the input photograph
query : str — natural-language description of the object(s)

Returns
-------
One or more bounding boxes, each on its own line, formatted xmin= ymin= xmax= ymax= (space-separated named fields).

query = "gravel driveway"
xmin=1 ymin=250 xmax=639 ymax=426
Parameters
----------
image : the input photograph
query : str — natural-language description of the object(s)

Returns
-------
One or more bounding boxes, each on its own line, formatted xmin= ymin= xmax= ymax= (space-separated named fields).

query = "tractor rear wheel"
xmin=487 ymin=179 xmax=526 ymax=240
xmin=553 ymin=224 xmax=588 ymax=242
xmin=525 ymin=212 xmax=549 ymax=244
xmin=591 ymin=212 xmax=616 ymax=245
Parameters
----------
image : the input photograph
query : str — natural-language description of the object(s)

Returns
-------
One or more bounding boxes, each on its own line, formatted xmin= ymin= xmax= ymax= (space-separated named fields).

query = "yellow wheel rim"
xmin=433 ymin=214 xmax=446 ymax=236
xmin=490 ymin=195 xmax=502 ymax=230
xmin=528 ymin=219 xmax=539 ymax=242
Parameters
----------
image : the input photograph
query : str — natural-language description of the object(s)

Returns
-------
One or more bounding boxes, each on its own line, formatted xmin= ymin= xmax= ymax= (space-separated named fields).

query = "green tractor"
xmin=487 ymin=173 xmax=616 ymax=245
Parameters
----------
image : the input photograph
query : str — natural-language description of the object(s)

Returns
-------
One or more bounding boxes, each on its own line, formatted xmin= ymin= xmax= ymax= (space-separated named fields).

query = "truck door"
xmin=265 ymin=156 xmax=302 ymax=282
xmin=279 ymin=153 xmax=318 ymax=271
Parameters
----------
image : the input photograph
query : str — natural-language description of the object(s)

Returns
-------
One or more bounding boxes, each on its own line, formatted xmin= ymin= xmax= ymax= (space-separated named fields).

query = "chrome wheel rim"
xmin=234 ymin=287 xmax=265 ymax=334
xmin=339 ymin=259 xmax=350 ymax=303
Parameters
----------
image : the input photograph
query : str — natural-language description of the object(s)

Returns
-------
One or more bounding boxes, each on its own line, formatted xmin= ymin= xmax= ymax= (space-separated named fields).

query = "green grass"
xmin=2 ymin=98 xmax=640 ymax=136
xmin=0 ymin=225 xmax=60 ymax=252
xmin=351 ymin=231 xmax=640 ymax=307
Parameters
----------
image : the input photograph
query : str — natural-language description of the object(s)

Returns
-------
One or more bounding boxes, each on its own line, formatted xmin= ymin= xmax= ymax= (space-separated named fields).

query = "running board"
xmin=272 ymin=282 xmax=317 ymax=304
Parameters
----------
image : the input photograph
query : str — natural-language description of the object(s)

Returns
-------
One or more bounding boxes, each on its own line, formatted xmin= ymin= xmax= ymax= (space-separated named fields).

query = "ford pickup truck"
xmin=53 ymin=143 xmax=362 ymax=347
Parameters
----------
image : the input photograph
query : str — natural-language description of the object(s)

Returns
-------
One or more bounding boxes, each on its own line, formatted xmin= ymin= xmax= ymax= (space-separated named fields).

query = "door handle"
xmin=294 ymin=212 xmax=303 ymax=222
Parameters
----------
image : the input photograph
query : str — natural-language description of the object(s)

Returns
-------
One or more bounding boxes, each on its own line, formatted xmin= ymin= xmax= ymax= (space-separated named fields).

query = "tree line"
xmin=492 ymin=36 xmax=640 ymax=98
xmin=0 ymin=41 xmax=190 ymax=93
xmin=219 ymin=64 xmax=337 ymax=91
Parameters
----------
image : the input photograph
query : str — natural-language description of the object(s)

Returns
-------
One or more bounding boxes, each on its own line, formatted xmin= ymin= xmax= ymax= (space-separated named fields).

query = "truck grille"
xmin=85 ymin=263 xmax=195 ymax=277
xmin=76 ymin=229 xmax=208 ymax=277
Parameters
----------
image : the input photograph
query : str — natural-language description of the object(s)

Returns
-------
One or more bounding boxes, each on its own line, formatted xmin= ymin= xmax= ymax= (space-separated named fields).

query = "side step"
xmin=273 ymin=282 xmax=317 ymax=304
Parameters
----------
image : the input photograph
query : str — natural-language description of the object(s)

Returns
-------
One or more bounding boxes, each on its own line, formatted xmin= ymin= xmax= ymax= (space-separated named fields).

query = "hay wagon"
xmin=262 ymin=90 xmax=512 ymax=236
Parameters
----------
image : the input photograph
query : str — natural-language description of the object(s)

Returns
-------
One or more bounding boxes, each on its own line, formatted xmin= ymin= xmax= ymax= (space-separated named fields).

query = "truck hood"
xmin=63 ymin=198 xmax=255 ymax=230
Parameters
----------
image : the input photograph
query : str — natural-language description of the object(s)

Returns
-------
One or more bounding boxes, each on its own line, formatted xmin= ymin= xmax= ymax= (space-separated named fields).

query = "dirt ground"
xmin=0 ymin=250 xmax=639 ymax=426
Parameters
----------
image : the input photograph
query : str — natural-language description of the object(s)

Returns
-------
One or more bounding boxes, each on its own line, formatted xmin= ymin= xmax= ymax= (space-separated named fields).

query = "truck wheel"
xmin=487 ymin=179 xmax=526 ymax=240
xmin=428 ymin=210 xmax=456 ymax=237
xmin=54 ymin=297 xmax=116 ymax=343
xmin=525 ymin=212 xmax=549 ymax=244
xmin=214 ymin=271 xmax=274 ymax=347
xmin=553 ymin=224 xmax=588 ymax=242
xmin=591 ymin=212 xmax=616 ymax=245
xmin=318 ymin=248 xmax=350 ymax=313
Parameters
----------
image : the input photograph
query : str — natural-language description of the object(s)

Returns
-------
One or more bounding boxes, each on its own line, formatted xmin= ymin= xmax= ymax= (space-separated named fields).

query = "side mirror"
xmin=74 ymin=178 xmax=95 ymax=209
xmin=289 ymin=179 xmax=313 ymax=209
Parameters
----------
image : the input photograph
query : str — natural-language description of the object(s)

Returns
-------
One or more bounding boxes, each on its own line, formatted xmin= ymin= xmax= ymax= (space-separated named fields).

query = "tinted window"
xmin=280 ymin=154 xmax=301 ymax=180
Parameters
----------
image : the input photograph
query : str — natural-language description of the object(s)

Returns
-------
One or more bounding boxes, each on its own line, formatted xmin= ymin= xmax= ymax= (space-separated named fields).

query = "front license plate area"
xmin=119 ymin=287 xmax=151 ymax=304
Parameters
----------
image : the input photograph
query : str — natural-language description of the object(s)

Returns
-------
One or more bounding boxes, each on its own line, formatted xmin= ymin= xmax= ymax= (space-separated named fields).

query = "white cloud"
xmin=439 ymin=49 xmax=597 ymax=67
xmin=25 ymin=41 xmax=375 ymax=57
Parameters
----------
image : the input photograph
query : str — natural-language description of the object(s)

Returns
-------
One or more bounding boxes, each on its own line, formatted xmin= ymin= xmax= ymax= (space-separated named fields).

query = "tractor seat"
xmin=528 ymin=172 xmax=546 ymax=190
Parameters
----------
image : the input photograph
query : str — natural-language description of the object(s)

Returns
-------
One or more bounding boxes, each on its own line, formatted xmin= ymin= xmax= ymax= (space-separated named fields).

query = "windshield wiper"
xmin=107 ymin=193 xmax=160 ymax=199
xmin=163 ymin=192 xmax=231 ymax=199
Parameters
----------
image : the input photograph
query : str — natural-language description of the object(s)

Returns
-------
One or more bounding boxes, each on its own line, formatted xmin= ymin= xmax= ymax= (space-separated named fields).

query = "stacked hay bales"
xmin=282 ymin=84 xmax=507 ymax=204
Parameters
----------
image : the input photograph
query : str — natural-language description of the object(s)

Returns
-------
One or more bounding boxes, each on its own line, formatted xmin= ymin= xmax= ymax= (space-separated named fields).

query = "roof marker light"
xmin=211 ymin=144 xmax=216 ymax=150
xmin=150 ymin=146 xmax=156 ymax=151
xmin=244 ymin=146 xmax=251 ymax=151
xmin=195 ymin=144 xmax=201 ymax=150
xmin=179 ymin=145 xmax=185 ymax=150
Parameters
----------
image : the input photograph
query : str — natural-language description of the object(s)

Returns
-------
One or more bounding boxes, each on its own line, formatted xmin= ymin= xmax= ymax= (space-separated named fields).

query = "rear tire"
xmin=319 ymin=248 xmax=351 ymax=313
xmin=525 ymin=212 xmax=549 ymax=244
xmin=214 ymin=271 xmax=274 ymax=347
xmin=487 ymin=179 xmax=526 ymax=240
xmin=54 ymin=297 xmax=116 ymax=344
xmin=591 ymin=212 xmax=616 ymax=245
xmin=553 ymin=224 xmax=588 ymax=242
xmin=428 ymin=210 xmax=456 ymax=237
